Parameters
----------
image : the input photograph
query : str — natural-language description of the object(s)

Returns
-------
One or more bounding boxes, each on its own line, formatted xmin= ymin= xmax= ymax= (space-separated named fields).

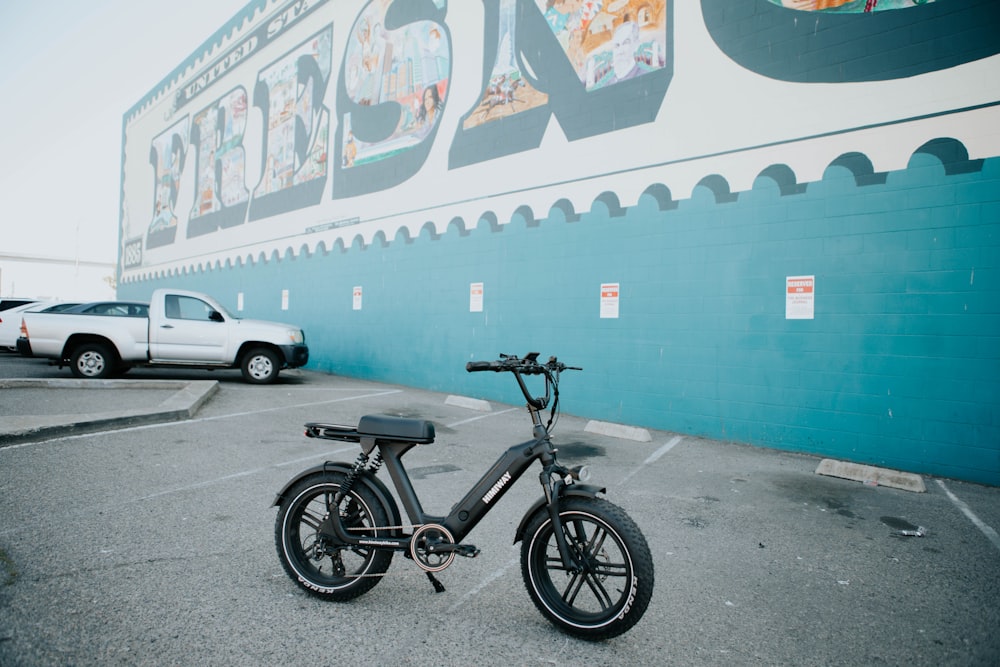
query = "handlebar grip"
xmin=466 ymin=361 xmax=498 ymax=372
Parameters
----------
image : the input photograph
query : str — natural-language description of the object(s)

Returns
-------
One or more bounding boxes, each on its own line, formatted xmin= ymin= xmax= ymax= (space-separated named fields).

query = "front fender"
xmin=272 ymin=461 xmax=402 ymax=532
xmin=513 ymin=483 xmax=606 ymax=544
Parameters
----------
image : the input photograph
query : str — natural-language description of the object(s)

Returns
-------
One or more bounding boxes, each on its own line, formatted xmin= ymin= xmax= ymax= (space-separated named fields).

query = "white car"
xmin=0 ymin=301 xmax=77 ymax=350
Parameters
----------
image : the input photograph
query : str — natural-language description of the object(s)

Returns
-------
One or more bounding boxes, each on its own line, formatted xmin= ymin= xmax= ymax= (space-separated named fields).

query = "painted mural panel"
xmin=119 ymin=0 xmax=1000 ymax=279
xmin=702 ymin=0 xmax=1000 ymax=82
xmin=333 ymin=0 xmax=452 ymax=196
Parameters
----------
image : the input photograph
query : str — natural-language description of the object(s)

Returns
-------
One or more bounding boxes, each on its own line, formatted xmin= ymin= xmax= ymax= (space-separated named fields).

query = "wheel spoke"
xmin=589 ymin=560 xmax=628 ymax=577
xmin=561 ymin=569 xmax=587 ymax=606
xmin=298 ymin=508 xmax=324 ymax=532
xmin=579 ymin=569 xmax=615 ymax=609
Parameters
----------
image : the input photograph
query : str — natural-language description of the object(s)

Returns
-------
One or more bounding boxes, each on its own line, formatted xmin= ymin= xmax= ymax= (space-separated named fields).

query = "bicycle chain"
xmin=325 ymin=522 xmax=457 ymax=578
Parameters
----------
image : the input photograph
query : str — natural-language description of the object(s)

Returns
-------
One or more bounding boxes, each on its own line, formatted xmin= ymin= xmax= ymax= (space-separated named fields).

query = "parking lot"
xmin=1 ymin=353 xmax=998 ymax=666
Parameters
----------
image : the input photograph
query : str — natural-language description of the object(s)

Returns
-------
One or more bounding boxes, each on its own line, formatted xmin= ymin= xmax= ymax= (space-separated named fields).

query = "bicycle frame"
xmin=307 ymin=409 xmax=558 ymax=550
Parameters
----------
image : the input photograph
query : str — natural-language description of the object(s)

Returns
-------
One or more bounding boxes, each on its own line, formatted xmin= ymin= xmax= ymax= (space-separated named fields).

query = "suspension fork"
xmin=533 ymin=410 xmax=583 ymax=573
xmin=541 ymin=472 xmax=582 ymax=572
xmin=526 ymin=401 xmax=582 ymax=573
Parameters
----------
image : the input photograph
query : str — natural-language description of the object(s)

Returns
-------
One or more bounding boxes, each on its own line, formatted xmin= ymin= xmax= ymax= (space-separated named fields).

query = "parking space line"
xmin=617 ymin=435 xmax=683 ymax=486
xmin=446 ymin=408 xmax=520 ymax=429
xmin=936 ymin=479 xmax=1000 ymax=553
xmin=193 ymin=389 xmax=403 ymax=423
xmin=0 ymin=389 xmax=402 ymax=451
xmin=136 ymin=446 xmax=357 ymax=501
xmin=447 ymin=555 xmax=519 ymax=613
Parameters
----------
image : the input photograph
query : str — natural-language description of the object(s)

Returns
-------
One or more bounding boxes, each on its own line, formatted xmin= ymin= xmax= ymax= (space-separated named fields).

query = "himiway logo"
xmin=481 ymin=471 xmax=512 ymax=504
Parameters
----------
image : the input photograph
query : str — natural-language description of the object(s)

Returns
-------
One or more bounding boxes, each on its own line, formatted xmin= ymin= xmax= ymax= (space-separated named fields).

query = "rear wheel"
xmin=69 ymin=343 xmax=116 ymax=379
xmin=521 ymin=496 xmax=654 ymax=640
xmin=275 ymin=472 xmax=394 ymax=601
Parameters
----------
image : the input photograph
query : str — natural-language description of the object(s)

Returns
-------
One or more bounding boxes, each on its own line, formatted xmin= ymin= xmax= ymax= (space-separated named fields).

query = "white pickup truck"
xmin=18 ymin=289 xmax=309 ymax=384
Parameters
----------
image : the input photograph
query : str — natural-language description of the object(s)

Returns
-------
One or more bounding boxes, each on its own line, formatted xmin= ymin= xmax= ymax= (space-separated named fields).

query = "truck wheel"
xmin=241 ymin=347 xmax=280 ymax=384
xmin=70 ymin=343 xmax=116 ymax=379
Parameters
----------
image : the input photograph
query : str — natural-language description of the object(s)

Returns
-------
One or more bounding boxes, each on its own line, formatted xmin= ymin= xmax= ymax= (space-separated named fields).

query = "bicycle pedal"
xmin=455 ymin=544 xmax=480 ymax=558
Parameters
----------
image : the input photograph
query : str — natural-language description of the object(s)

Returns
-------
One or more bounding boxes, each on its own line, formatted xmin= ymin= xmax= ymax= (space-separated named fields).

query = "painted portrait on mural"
xmin=538 ymin=0 xmax=667 ymax=92
xmin=339 ymin=0 xmax=451 ymax=168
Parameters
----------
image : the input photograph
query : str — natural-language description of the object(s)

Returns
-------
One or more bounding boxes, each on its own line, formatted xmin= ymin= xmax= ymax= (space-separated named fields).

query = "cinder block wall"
xmin=122 ymin=146 xmax=1000 ymax=485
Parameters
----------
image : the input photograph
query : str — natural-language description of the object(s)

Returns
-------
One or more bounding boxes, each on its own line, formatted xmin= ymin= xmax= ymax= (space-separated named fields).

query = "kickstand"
xmin=426 ymin=571 xmax=446 ymax=593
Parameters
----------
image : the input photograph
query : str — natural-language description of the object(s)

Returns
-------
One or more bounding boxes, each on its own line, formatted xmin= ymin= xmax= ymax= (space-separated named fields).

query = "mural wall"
xmin=119 ymin=0 xmax=1000 ymax=485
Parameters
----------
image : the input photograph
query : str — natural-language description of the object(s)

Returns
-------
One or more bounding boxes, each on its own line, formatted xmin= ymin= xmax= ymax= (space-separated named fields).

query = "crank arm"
xmin=426 ymin=543 xmax=480 ymax=558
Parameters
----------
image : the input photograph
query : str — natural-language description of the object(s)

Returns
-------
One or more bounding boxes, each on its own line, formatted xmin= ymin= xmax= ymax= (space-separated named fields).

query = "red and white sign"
xmin=601 ymin=282 xmax=620 ymax=319
xmin=470 ymin=282 xmax=484 ymax=312
xmin=786 ymin=276 xmax=815 ymax=320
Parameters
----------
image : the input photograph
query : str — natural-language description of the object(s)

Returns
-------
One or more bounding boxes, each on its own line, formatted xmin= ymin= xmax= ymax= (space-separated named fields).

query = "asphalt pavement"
xmin=1 ymin=352 xmax=998 ymax=666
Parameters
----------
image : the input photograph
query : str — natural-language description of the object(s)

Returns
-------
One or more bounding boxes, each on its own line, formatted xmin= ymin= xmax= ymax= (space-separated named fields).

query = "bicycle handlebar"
xmin=466 ymin=353 xmax=581 ymax=410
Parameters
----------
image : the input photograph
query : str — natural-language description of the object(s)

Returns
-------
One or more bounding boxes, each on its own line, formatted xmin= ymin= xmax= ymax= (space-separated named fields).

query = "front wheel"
xmin=241 ymin=347 xmax=279 ymax=384
xmin=275 ymin=472 xmax=394 ymax=601
xmin=521 ymin=496 xmax=654 ymax=640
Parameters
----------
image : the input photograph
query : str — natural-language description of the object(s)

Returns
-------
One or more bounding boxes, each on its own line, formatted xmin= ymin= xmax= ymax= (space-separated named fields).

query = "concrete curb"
xmin=445 ymin=395 xmax=492 ymax=412
xmin=0 ymin=379 xmax=219 ymax=446
xmin=584 ymin=419 xmax=652 ymax=442
xmin=815 ymin=458 xmax=926 ymax=492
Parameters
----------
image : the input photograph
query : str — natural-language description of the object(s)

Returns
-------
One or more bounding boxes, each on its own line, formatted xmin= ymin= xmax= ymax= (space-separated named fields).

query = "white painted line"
xmin=644 ymin=435 xmax=683 ymax=465
xmin=446 ymin=408 xmax=519 ymax=429
xmin=447 ymin=555 xmax=519 ymax=613
xmin=936 ymin=479 xmax=1000 ymax=553
xmin=194 ymin=390 xmax=404 ymax=423
xmin=136 ymin=446 xmax=357 ymax=501
xmin=0 ymin=390 xmax=403 ymax=451
xmin=618 ymin=436 xmax=683 ymax=486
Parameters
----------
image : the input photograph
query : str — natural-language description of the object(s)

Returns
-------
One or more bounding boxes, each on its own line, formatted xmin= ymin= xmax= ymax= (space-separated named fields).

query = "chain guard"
xmin=410 ymin=524 xmax=456 ymax=572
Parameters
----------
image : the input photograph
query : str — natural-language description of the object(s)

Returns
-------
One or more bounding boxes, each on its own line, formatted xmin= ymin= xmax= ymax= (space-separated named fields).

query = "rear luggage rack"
xmin=304 ymin=422 xmax=361 ymax=442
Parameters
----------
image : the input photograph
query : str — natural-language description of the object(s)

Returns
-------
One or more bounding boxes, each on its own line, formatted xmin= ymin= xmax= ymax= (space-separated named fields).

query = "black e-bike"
xmin=273 ymin=353 xmax=654 ymax=640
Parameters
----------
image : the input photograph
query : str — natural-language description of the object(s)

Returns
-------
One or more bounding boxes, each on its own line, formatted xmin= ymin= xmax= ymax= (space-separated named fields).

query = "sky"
xmin=0 ymin=0 xmax=251 ymax=297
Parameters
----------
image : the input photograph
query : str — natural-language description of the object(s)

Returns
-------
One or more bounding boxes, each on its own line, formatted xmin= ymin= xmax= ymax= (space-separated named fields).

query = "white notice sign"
xmin=786 ymin=276 xmax=815 ymax=320
xmin=353 ymin=286 xmax=363 ymax=311
xmin=600 ymin=283 xmax=620 ymax=319
xmin=470 ymin=282 xmax=483 ymax=312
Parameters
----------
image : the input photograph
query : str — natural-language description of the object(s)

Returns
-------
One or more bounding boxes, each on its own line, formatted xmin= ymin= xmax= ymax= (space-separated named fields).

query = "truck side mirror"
xmin=209 ymin=310 xmax=224 ymax=323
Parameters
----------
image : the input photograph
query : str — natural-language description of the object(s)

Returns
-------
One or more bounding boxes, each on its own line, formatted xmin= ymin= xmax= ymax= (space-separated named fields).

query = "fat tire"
xmin=275 ymin=472 xmax=394 ymax=601
xmin=521 ymin=496 xmax=654 ymax=640
xmin=69 ymin=343 xmax=116 ymax=379
xmin=241 ymin=347 xmax=279 ymax=384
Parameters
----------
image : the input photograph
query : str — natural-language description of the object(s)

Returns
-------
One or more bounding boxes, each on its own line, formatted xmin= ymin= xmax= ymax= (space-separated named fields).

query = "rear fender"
xmin=272 ymin=462 xmax=402 ymax=531
xmin=513 ymin=483 xmax=606 ymax=544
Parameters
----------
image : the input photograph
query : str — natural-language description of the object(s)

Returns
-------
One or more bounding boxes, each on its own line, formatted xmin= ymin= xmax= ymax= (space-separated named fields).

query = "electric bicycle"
xmin=273 ymin=353 xmax=654 ymax=640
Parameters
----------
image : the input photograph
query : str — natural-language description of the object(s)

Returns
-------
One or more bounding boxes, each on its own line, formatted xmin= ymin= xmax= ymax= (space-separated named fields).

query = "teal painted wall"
xmin=121 ymin=147 xmax=1000 ymax=486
